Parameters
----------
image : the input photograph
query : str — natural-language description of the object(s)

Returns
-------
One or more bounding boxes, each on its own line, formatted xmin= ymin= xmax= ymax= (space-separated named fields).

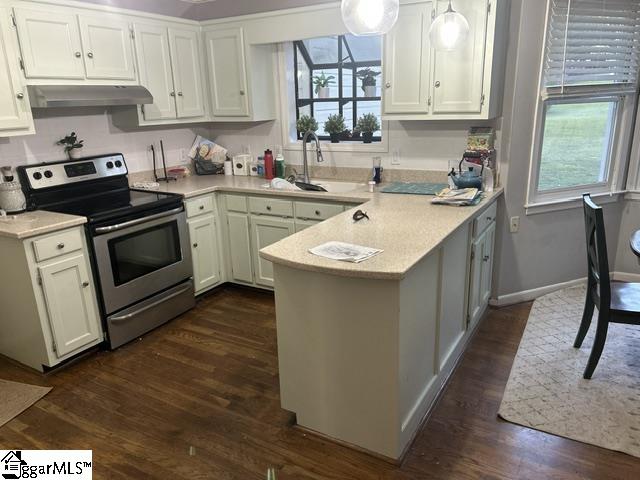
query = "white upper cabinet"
xmin=383 ymin=2 xmax=432 ymax=114
xmin=0 ymin=8 xmax=32 ymax=133
xmin=431 ymin=0 xmax=489 ymax=114
xmin=133 ymin=23 xmax=177 ymax=120
xmin=78 ymin=14 xmax=136 ymax=80
xmin=205 ymin=27 xmax=250 ymax=117
xmin=14 ymin=7 xmax=85 ymax=79
xmin=169 ymin=28 xmax=206 ymax=118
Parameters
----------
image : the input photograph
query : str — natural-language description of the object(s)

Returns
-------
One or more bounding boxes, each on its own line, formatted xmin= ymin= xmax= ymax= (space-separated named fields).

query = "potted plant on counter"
xmin=356 ymin=68 xmax=381 ymax=97
xmin=312 ymin=71 xmax=335 ymax=98
xmin=296 ymin=115 xmax=318 ymax=140
xmin=57 ymin=132 xmax=84 ymax=159
xmin=356 ymin=114 xmax=380 ymax=143
xmin=324 ymin=114 xmax=346 ymax=143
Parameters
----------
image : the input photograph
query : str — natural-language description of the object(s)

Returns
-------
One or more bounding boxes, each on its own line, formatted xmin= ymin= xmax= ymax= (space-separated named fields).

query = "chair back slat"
xmin=582 ymin=194 xmax=611 ymax=310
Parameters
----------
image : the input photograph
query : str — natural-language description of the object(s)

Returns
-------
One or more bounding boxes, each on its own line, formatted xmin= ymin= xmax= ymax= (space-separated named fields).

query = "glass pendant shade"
xmin=341 ymin=0 xmax=400 ymax=36
xmin=429 ymin=1 xmax=470 ymax=51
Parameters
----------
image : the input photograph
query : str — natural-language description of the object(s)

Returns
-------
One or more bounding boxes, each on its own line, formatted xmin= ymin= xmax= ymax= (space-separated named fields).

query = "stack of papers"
xmin=431 ymin=188 xmax=483 ymax=206
xmin=309 ymin=241 xmax=383 ymax=263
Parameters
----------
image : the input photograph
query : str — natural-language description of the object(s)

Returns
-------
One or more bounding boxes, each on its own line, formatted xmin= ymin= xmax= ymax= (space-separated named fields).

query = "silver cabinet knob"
xmin=315 ymin=210 xmax=321 ymax=216
xmin=239 ymin=90 xmax=245 ymax=96
xmin=82 ymin=281 xmax=90 ymax=288
xmin=57 ymin=243 xmax=65 ymax=249
xmin=177 ymin=92 xmax=183 ymax=96
xmin=266 ymin=205 xmax=272 ymax=211
xmin=170 ymin=91 xmax=175 ymax=97
xmin=87 ymin=52 xmax=94 ymax=58
xmin=435 ymin=81 xmax=441 ymax=88
xmin=193 ymin=243 xmax=198 ymax=248
xmin=385 ymin=82 xmax=391 ymax=88
xmin=199 ymin=205 xmax=204 ymax=210
xmin=75 ymin=52 xmax=82 ymax=58
xmin=16 ymin=93 xmax=24 ymax=99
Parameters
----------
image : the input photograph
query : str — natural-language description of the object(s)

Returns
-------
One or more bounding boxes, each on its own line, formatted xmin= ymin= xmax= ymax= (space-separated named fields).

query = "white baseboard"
xmin=490 ymin=271 xmax=640 ymax=307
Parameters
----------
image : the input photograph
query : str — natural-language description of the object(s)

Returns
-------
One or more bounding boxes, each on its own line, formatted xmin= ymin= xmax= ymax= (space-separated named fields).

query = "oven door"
xmin=92 ymin=207 xmax=193 ymax=314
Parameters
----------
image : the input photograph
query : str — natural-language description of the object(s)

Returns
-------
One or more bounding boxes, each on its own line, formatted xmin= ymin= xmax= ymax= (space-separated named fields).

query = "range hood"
xmin=27 ymin=85 xmax=153 ymax=108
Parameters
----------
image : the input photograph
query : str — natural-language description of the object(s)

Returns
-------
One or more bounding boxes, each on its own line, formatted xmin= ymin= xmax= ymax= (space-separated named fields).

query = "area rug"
xmin=498 ymin=285 xmax=640 ymax=458
xmin=0 ymin=379 xmax=51 ymax=427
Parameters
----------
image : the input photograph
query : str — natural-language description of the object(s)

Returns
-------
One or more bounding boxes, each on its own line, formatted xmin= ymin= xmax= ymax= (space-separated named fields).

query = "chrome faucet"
xmin=301 ymin=130 xmax=324 ymax=183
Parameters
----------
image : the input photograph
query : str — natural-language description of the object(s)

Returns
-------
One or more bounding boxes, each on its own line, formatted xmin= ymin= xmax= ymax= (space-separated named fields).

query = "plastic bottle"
xmin=264 ymin=149 xmax=274 ymax=180
xmin=257 ymin=156 xmax=265 ymax=177
xmin=275 ymin=153 xmax=285 ymax=179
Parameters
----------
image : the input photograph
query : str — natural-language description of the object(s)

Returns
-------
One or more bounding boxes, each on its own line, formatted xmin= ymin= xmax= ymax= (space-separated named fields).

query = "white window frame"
xmin=525 ymin=1 xmax=637 ymax=214
xmin=276 ymin=43 xmax=389 ymax=154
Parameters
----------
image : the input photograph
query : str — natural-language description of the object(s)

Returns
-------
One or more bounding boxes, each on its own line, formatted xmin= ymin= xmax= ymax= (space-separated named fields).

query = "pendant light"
xmin=341 ymin=0 xmax=400 ymax=36
xmin=429 ymin=0 xmax=470 ymax=51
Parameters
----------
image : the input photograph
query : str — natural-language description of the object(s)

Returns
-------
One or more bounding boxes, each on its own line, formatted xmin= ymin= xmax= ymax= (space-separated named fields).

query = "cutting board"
xmin=380 ymin=182 xmax=449 ymax=195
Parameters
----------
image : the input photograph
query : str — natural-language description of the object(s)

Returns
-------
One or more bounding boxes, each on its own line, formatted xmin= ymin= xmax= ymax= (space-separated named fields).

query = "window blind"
xmin=544 ymin=0 xmax=640 ymax=90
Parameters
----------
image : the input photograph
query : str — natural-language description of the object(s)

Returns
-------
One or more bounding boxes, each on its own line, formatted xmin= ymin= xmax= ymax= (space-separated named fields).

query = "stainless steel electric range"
xmin=18 ymin=154 xmax=195 ymax=349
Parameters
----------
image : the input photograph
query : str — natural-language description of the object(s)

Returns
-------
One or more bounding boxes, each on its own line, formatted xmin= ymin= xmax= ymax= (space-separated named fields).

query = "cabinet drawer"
xmin=33 ymin=229 xmax=83 ymax=262
xmin=249 ymin=197 xmax=293 ymax=217
xmin=474 ymin=202 xmax=497 ymax=237
xmin=226 ymin=195 xmax=248 ymax=213
xmin=295 ymin=201 xmax=343 ymax=221
xmin=185 ymin=195 xmax=214 ymax=218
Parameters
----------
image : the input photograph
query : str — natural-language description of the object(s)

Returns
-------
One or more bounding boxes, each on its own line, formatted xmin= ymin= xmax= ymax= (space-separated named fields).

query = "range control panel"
xmin=22 ymin=154 xmax=128 ymax=190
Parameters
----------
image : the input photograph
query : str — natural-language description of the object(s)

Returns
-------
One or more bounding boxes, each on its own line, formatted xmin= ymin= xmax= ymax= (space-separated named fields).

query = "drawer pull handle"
xmin=16 ymin=93 xmax=24 ymax=99
xmin=82 ymin=281 xmax=90 ymax=288
xmin=483 ymin=255 xmax=490 ymax=262
xmin=87 ymin=52 xmax=94 ymax=58
xmin=487 ymin=216 xmax=493 ymax=221
xmin=435 ymin=81 xmax=441 ymax=88
xmin=177 ymin=92 xmax=183 ymax=96
xmin=385 ymin=82 xmax=391 ymax=88
xmin=315 ymin=210 xmax=321 ymax=216
xmin=57 ymin=243 xmax=65 ymax=249
xmin=199 ymin=205 xmax=205 ymax=210
xmin=193 ymin=243 xmax=198 ymax=248
xmin=75 ymin=51 xmax=82 ymax=58
xmin=266 ymin=206 xmax=272 ymax=211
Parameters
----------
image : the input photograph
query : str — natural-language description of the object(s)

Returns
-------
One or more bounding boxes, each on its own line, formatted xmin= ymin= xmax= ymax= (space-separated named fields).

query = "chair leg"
xmin=574 ymin=292 xmax=595 ymax=348
xmin=583 ymin=311 xmax=609 ymax=379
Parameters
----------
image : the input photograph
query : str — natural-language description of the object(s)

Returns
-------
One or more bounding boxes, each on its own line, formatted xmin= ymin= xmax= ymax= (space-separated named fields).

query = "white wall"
xmin=0 ymin=108 xmax=207 ymax=173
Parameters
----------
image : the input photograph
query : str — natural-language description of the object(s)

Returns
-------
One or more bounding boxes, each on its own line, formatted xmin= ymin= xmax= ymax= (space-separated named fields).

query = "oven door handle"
xmin=94 ymin=206 xmax=184 ymax=234
xmin=109 ymin=283 xmax=192 ymax=323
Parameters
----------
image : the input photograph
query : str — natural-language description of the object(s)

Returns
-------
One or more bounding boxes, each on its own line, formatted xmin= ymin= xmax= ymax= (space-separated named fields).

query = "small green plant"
xmin=356 ymin=68 xmax=381 ymax=94
xmin=324 ymin=114 xmax=346 ymax=135
xmin=312 ymin=71 xmax=335 ymax=94
xmin=356 ymin=113 xmax=380 ymax=133
xmin=57 ymin=132 xmax=84 ymax=155
xmin=296 ymin=115 xmax=318 ymax=134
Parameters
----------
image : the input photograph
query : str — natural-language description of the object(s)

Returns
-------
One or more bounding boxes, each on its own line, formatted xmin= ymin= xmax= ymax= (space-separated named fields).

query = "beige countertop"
xmin=260 ymin=188 xmax=504 ymax=280
xmin=0 ymin=211 xmax=86 ymax=239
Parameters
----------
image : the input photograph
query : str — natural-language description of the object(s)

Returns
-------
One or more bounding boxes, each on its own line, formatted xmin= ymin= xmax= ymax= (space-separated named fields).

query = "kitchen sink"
xmin=310 ymin=180 xmax=367 ymax=193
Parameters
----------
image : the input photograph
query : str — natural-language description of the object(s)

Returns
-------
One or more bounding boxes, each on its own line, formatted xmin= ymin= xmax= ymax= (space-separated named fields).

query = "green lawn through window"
xmin=538 ymin=102 xmax=614 ymax=191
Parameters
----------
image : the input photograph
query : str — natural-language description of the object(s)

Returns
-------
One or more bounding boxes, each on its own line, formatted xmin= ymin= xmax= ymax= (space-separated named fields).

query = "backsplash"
xmin=0 ymin=108 xmax=208 ymax=173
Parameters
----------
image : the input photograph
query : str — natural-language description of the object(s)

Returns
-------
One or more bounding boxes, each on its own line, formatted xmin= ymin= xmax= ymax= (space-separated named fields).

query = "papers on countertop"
xmin=309 ymin=241 xmax=383 ymax=263
xmin=431 ymin=188 xmax=483 ymax=206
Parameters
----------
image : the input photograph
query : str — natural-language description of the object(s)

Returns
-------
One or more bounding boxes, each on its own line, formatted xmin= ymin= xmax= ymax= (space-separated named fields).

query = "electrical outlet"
xmin=510 ymin=216 xmax=520 ymax=233
xmin=391 ymin=149 xmax=401 ymax=165
xmin=179 ymin=148 xmax=187 ymax=163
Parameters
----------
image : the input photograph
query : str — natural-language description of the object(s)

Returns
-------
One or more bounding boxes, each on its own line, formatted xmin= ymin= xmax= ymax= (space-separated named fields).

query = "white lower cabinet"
xmin=226 ymin=211 xmax=254 ymax=284
xmin=468 ymin=219 xmax=496 ymax=329
xmin=188 ymin=214 xmax=221 ymax=293
xmin=250 ymin=216 xmax=295 ymax=287
xmin=0 ymin=226 xmax=103 ymax=371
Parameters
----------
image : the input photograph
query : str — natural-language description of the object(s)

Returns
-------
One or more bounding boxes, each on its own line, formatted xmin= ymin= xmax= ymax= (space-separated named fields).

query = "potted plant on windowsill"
xmin=296 ymin=115 xmax=318 ymax=141
xmin=356 ymin=68 xmax=381 ymax=97
xmin=312 ymin=71 xmax=335 ymax=99
xmin=57 ymin=132 xmax=84 ymax=159
xmin=324 ymin=114 xmax=346 ymax=143
xmin=356 ymin=114 xmax=380 ymax=143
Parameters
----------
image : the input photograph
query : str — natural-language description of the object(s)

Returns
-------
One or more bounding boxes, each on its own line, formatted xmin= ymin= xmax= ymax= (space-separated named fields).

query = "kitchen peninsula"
xmin=260 ymin=189 xmax=502 ymax=460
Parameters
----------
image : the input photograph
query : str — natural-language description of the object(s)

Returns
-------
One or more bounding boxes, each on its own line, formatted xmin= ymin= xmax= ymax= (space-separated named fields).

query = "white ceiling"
xmin=76 ymin=0 xmax=337 ymax=20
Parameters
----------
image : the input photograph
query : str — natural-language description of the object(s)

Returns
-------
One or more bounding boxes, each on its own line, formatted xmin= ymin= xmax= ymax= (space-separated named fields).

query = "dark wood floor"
xmin=1 ymin=286 xmax=639 ymax=479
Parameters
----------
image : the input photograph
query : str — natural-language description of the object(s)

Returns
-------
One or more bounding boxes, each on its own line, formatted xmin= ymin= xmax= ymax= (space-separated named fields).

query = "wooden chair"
xmin=574 ymin=194 xmax=640 ymax=379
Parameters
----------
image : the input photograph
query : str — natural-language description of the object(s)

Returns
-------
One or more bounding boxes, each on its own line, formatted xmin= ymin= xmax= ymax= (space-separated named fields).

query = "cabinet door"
xmin=39 ymin=254 xmax=101 ymax=358
xmin=78 ymin=15 xmax=136 ymax=80
xmin=205 ymin=27 xmax=250 ymax=117
xmin=383 ymin=2 xmax=432 ymax=114
xmin=431 ymin=0 xmax=489 ymax=114
xmin=479 ymin=222 xmax=496 ymax=307
xmin=227 ymin=212 xmax=254 ymax=284
xmin=168 ymin=28 xmax=205 ymax=118
xmin=295 ymin=219 xmax=320 ymax=232
xmin=14 ymin=8 xmax=85 ymax=79
xmin=251 ymin=216 xmax=295 ymax=288
xmin=133 ymin=23 xmax=176 ymax=120
xmin=189 ymin=215 xmax=221 ymax=293
xmin=0 ymin=10 xmax=31 ymax=131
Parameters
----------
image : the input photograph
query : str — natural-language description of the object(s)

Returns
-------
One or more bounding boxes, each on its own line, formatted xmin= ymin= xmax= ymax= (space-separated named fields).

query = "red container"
xmin=264 ymin=149 xmax=274 ymax=180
